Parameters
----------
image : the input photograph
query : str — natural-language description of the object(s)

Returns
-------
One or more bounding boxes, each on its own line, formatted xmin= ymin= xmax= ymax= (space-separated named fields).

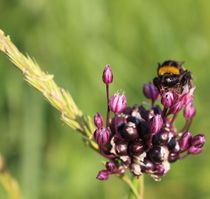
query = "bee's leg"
xmin=180 ymin=71 xmax=191 ymax=85
xmin=153 ymin=77 xmax=160 ymax=88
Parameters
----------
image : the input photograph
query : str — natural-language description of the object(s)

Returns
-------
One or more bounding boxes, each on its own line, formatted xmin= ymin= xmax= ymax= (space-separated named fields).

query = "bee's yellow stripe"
xmin=158 ymin=66 xmax=180 ymax=75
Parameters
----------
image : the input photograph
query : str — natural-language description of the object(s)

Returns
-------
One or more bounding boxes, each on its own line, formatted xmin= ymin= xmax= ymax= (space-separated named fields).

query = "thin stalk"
xmin=139 ymin=176 xmax=144 ymax=199
xmin=106 ymin=84 xmax=110 ymax=127
xmin=121 ymin=175 xmax=144 ymax=199
xmin=170 ymin=113 xmax=178 ymax=125
xmin=151 ymin=99 xmax=155 ymax=108
xmin=161 ymin=107 xmax=168 ymax=119
xmin=181 ymin=119 xmax=192 ymax=133
xmin=121 ymin=175 xmax=139 ymax=199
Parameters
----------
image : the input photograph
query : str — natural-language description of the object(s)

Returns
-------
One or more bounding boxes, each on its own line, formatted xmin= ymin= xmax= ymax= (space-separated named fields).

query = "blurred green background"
xmin=0 ymin=0 xmax=209 ymax=198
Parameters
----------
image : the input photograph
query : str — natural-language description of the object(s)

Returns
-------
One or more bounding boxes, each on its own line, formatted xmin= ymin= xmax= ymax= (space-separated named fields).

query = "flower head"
xmin=94 ymin=61 xmax=205 ymax=181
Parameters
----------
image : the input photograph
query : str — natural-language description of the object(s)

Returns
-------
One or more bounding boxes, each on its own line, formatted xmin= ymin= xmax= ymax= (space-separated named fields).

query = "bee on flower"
xmin=94 ymin=61 xmax=205 ymax=181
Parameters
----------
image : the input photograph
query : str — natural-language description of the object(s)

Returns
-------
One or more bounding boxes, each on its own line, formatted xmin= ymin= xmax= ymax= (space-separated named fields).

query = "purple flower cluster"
xmin=94 ymin=64 xmax=205 ymax=181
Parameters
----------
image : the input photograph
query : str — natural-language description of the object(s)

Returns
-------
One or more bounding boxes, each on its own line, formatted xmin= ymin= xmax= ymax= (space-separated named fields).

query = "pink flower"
xmin=96 ymin=170 xmax=110 ymax=180
xmin=161 ymin=91 xmax=176 ymax=108
xmin=102 ymin=64 xmax=113 ymax=84
xmin=94 ymin=128 xmax=110 ymax=146
xmin=184 ymin=102 xmax=196 ymax=119
xmin=109 ymin=93 xmax=127 ymax=113
xmin=143 ymin=83 xmax=159 ymax=101
xmin=149 ymin=114 xmax=163 ymax=134
xmin=94 ymin=112 xmax=104 ymax=128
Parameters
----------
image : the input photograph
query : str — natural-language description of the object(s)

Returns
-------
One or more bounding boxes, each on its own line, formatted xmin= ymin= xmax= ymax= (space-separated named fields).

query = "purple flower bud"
xmin=179 ymin=131 xmax=192 ymax=152
xmin=152 ymin=131 xmax=169 ymax=146
xmin=149 ymin=114 xmax=163 ymax=134
xmin=131 ymin=163 xmax=141 ymax=176
xmin=188 ymin=134 xmax=205 ymax=155
xmin=94 ymin=128 xmax=110 ymax=146
xmin=129 ymin=140 xmax=144 ymax=155
xmin=120 ymin=122 xmax=139 ymax=141
xmin=96 ymin=170 xmax=110 ymax=180
xmin=94 ymin=112 xmax=104 ymax=128
xmin=154 ymin=164 xmax=165 ymax=176
xmin=109 ymin=93 xmax=127 ymax=114
xmin=161 ymin=91 xmax=175 ymax=108
xmin=184 ymin=102 xmax=196 ymax=119
xmin=191 ymin=134 xmax=205 ymax=146
xmin=102 ymin=64 xmax=113 ymax=84
xmin=181 ymin=91 xmax=194 ymax=106
xmin=143 ymin=83 xmax=159 ymax=101
xmin=188 ymin=146 xmax=202 ymax=155
xmin=169 ymin=100 xmax=183 ymax=114
xmin=149 ymin=146 xmax=168 ymax=163
xmin=168 ymin=152 xmax=179 ymax=162
xmin=141 ymin=159 xmax=154 ymax=172
xmin=105 ymin=161 xmax=116 ymax=172
xmin=115 ymin=142 xmax=128 ymax=156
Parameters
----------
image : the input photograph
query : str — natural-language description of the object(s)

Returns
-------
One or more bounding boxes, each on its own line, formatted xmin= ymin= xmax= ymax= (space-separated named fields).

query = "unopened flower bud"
xmin=184 ymin=102 xmax=196 ymax=119
xmin=181 ymin=91 xmax=194 ymax=106
xmin=169 ymin=100 xmax=183 ymax=114
xmin=109 ymin=93 xmax=127 ymax=113
xmin=167 ymin=137 xmax=177 ymax=151
xmin=188 ymin=134 xmax=205 ymax=155
xmin=102 ymin=64 xmax=113 ymax=84
xmin=94 ymin=128 xmax=110 ymax=146
xmin=154 ymin=164 xmax=165 ymax=176
xmin=129 ymin=140 xmax=144 ymax=155
xmin=105 ymin=161 xmax=116 ymax=172
xmin=96 ymin=170 xmax=110 ymax=180
xmin=120 ymin=122 xmax=139 ymax=141
xmin=152 ymin=131 xmax=169 ymax=146
xmin=191 ymin=134 xmax=205 ymax=146
xmin=149 ymin=114 xmax=163 ymax=134
xmin=179 ymin=131 xmax=192 ymax=152
xmin=168 ymin=152 xmax=179 ymax=162
xmin=115 ymin=142 xmax=128 ymax=156
xmin=143 ymin=83 xmax=159 ymax=101
xmin=94 ymin=112 xmax=104 ymax=128
xmin=149 ymin=146 xmax=169 ymax=163
xmin=131 ymin=163 xmax=141 ymax=176
xmin=188 ymin=146 xmax=202 ymax=154
xmin=141 ymin=159 xmax=154 ymax=172
xmin=161 ymin=91 xmax=175 ymax=108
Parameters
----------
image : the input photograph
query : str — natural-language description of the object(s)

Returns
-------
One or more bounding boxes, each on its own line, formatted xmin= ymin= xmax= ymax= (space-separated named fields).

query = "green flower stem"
xmin=124 ymin=175 xmax=144 ymax=199
xmin=139 ymin=176 xmax=144 ymax=199
xmin=121 ymin=175 xmax=139 ymax=199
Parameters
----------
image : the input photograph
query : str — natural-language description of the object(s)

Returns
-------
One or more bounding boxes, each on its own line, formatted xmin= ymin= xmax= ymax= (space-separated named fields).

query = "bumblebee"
xmin=153 ymin=60 xmax=192 ymax=93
